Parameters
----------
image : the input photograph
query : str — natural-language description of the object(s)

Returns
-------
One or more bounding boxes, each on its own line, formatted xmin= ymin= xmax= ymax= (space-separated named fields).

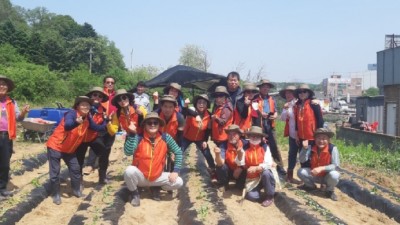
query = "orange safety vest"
xmin=211 ymin=104 xmax=233 ymax=142
xmin=256 ymin=95 xmax=276 ymax=128
xmin=46 ymin=111 xmax=90 ymax=154
xmin=244 ymin=144 xmax=265 ymax=179
xmin=101 ymin=88 xmax=117 ymax=116
xmin=310 ymin=144 xmax=331 ymax=177
xmin=119 ymin=106 xmax=142 ymax=134
xmin=83 ymin=105 xmax=106 ymax=143
xmin=225 ymin=140 xmax=244 ymax=170
xmin=183 ymin=110 xmax=210 ymax=142
xmin=4 ymin=97 xmax=17 ymax=140
xmin=294 ymin=99 xmax=317 ymax=140
xmin=132 ymin=132 xmax=168 ymax=181
xmin=159 ymin=111 xmax=179 ymax=141
xmin=233 ymin=106 xmax=252 ymax=132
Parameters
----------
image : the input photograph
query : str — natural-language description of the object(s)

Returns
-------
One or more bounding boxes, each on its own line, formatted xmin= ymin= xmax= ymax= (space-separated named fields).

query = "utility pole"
xmin=88 ymin=47 xmax=93 ymax=74
xmin=130 ymin=49 xmax=133 ymax=71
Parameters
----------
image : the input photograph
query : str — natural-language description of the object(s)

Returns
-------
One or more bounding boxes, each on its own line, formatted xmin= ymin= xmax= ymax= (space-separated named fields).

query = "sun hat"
xmin=240 ymin=82 xmax=259 ymax=95
xmin=73 ymin=96 xmax=94 ymax=109
xmin=294 ymin=84 xmax=315 ymax=98
xmin=257 ymin=79 xmax=275 ymax=88
xmin=211 ymin=86 xmax=230 ymax=98
xmin=85 ymin=87 xmax=109 ymax=103
xmin=141 ymin=112 xmax=165 ymax=127
xmin=245 ymin=126 xmax=267 ymax=137
xmin=193 ymin=94 xmax=210 ymax=109
xmin=0 ymin=75 xmax=15 ymax=92
xmin=111 ymin=89 xmax=134 ymax=106
xmin=224 ymin=124 xmax=244 ymax=134
xmin=313 ymin=128 xmax=334 ymax=138
xmin=159 ymin=95 xmax=178 ymax=107
xmin=163 ymin=82 xmax=182 ymax=95
xmin=279 ymin=85 xmax=296 ymax=99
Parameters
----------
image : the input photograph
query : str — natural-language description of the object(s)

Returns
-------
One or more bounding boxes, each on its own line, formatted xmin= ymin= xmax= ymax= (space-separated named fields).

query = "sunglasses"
xmin=298 ymin=90 xmax=308 ymax=94
xmin=92 ymin=93 xmax=103 ymax=98
xmin=146 ymin=121 xmax=159 ymax=126
xmin=214 ymin=94 xmax=226 ymax=98
xmin=117 ymin=95 xmax=128 ymax=102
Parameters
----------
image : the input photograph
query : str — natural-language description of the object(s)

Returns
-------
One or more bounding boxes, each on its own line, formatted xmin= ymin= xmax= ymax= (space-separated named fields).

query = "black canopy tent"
xmin=144 ymin=65 xmax=226 ymax=92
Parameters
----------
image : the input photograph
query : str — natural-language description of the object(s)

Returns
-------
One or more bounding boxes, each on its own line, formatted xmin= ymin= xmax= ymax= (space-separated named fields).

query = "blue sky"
xmin=11 ymin=0 xmax=400 ymax=83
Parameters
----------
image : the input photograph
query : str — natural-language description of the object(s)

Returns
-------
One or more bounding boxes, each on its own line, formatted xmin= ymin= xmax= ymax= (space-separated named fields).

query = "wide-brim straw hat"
xmin=314 ymin=128 xmax=334 ymax=138
xmin=163 ymin=82 xmax=182 ymax=95
xmin=240 ymin=82 xmax=259 ymax=95
xmin=0 ymin=75 xmax=15 ymax=92
xmin=141 ymin=112 xmax=165 ymax=127
xmin=279 ymin=85 xmax=297 ymax=99
xmin=211 ymin=86 xmax=230 ymax=97
xmin=245 ymin=126 xmax=267 ymax=137
xmin=85 ymin=87 xmax=109 ymax=103
xmin=159 ymin=95 xmax=178 ymax=106
xmin=73 ymin=96 xmax=94 ymax=109
xmin=224 ymin=124 xmax=243 ymax=134
xmin=193 ymin=94 xmax=210 ymax=109
xmin=294 ymin=84 xmax=315 ymax=98
xmin=111 ymin=89 xmax=134 ymax=106
xmin=257 ymin=79 xmax=275 ymax=88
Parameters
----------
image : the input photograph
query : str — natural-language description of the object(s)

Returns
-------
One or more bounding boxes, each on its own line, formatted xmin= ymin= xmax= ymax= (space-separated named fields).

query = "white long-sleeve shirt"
xmin=280 ymin=99 xmax=297 ymax=139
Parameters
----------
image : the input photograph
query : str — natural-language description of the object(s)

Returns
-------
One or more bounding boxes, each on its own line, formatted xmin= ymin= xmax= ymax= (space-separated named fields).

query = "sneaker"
xmin=131 ymin=190 xmax=140 ymax=207
xmin=150 ymin=187 xmax=161 ymax=201
xmin=261 ymin=198 xmax=274 ymax=207
xmin=297 ymin=184 xmax=317 ymax=191
xmin=326 ymin=191 xmax=338 ymax=201
xmin=83 ymin=166 xmax=94 ymax=175
xmin=0 ymin=189 xmax=13 ymax=197
xmin=276 ymin=166 xmax=287 ymax=176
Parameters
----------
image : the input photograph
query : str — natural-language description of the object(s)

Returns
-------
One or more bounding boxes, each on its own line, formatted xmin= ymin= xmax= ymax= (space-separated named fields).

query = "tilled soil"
xmin=1 ymin=136 xmax=399 ymax=225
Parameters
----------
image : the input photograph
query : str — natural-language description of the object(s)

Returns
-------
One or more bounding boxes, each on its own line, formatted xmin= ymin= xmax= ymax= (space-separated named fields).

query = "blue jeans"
xmin=287 ymin=137 xmax=301 ymax=171
xmin=182 ymin=138 xmax=215 ymax=169
xmin=246 ymin=170 xmax=276 ymax=201
xmin=297 ymin=168 xmax=340 ymax=191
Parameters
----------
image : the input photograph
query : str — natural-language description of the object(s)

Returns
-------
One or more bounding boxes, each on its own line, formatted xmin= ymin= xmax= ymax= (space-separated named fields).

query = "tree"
xmin=80 ymin=22 xmax=97 ymax=38
xmin=178 ymin=44 xmax=210 ymax=71
xmin=363 ymin=87 xmax=379 ymax=97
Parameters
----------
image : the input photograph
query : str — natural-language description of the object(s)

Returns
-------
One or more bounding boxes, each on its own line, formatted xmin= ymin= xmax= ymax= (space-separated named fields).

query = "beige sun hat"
xmin=0 ymin=75 xmax=15 ymax=92
xmin=257 ymin=79 xmax=275 ymax=88
xmin=224 ymin=124 xmax=244 ymax=134
xmin=163 ymin=82 xmax=182 ymax=95
xmin=85 ymin=87 xmax=109 ymax=103
xmin=159 ymin=95 xmax=178 ymax=106
xmin=141 ymin=112 xmax=165 ymax=127
xmin=211 ymin=86 xmax=230 ymax=97
xmin=111 ymin=89 xmax=134 ymax=106
xmin=294 ymin=84 xmax=315 ymax=98
xmin=313 ymin=128 xmax=334 ymax=138
xmin=279 ymin=85 xmax=297 ymax=99
xmin=193 ymin=94 xmax=210 ymax=109
xmin=240 ymin=82 xmax=259 ymax=95
xmin=245 ymin=126 xmax=267 ymax=137
xmin=73 ymin=96 xmax=94 ymax=109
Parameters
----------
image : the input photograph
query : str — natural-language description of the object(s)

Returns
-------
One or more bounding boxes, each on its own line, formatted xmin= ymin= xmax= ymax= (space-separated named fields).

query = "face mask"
xmin=249 ymin=139 xmax=261 ymax=145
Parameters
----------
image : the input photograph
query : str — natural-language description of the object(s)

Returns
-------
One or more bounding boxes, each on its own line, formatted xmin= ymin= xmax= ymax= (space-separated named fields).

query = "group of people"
xmin=0 ymin=71 xmax=341 ymax=208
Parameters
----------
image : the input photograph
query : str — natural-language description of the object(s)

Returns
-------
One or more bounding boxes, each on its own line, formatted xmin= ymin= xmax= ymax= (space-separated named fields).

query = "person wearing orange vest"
xmin=124 ymin=112 xmax=183 ymax=206
xmin=297 ymin=128 xmax=340 ymax=201
xmin=0 ymin=75 xmax=29 ymax=197
xmin=76 ymin=87 xmax=109 ymax=185
xmin=294 ymin=84 xmax=324 ymax=168
xmin=46 ymin=96 xmax=106 ymax=205
xmin=182 ymin=94 xmax=215 ymax=173
xmin=236 ymin=126 xmax=276 ymax=207
xmin=83 ymin=76 xmax=117 ymax=175
xmin=279 ymin=85 xmax=301 ymax=184
xmin=152 ymin=83 xmax=184 ymax=113
xmin=211 ymin=86 xmax=233 ymax=147
xmin=233 ymin=82 xmax=260 ymax=132
xmin=213 ymin=125 xmax=247 ymax=191
xmin=256 ymin=79 xmax=286 ymax=176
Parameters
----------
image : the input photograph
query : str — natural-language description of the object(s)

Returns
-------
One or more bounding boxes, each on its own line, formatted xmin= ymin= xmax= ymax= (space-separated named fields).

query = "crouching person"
xmin=214 ymin=125 xmax=247 ymax=190
xmin=237 ymin=126 xmax=276 ymax=207
xmin=46 ymin=96 xmax=106 ymax=205
xmin=124 ymin=112 xmax=183 ymax=207
xmin=297 ymin=128 xmax=340 ymax=201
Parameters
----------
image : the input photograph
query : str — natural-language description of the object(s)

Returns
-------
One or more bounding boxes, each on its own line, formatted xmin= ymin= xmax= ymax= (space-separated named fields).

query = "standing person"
xmin=256 ymin=79 xmax=286 ymax=176
xmin=297 ymin=128 xmax=340 ymax=201
xmin=46 ymin=96 xmax=105 ymax=205
xmin=83 ymin=76 xmax=117 ymax=175
xmin=124 ymin=112 xmax=183 ymax=206
xmin=279 ymin=85 xmax=301 ymax=183
xmin=210 ymin=86 xmax=233 ymax=147
xmin=213 ymin=125 xmax=247 ymax=190
xmin=153 ymin=82 xmax=184 ymax=112
xmin=130 ymin=81 xmax=151 ymax=113
xmin=76 ymin=87 xmax=109 ymax=185
xmin=236 ymin=126 xmax=276 ymax=207
xmin=233 ymin=82 xmax=260 ymax=132
xmin=182 ymin=94 xmax=215 ymax=172
xmin=226 ymin=71 xmax=242 ymax=107
xmin=0 ymin=75 xmax=29 ymax=197
xmin=294 ymin=84 xmax=324 ymax=159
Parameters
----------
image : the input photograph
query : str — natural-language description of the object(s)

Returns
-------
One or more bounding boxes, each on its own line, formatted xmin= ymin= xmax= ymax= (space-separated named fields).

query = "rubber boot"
xmin=51 ymin=182 xmax=61 ymax=205
xmin=98 ymin=170 xmax=109 ymax=185
xmin=149 ymin=187 xmax=161 ymax=201
xmin=71 ymin=179 xmax=83 ymax=198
